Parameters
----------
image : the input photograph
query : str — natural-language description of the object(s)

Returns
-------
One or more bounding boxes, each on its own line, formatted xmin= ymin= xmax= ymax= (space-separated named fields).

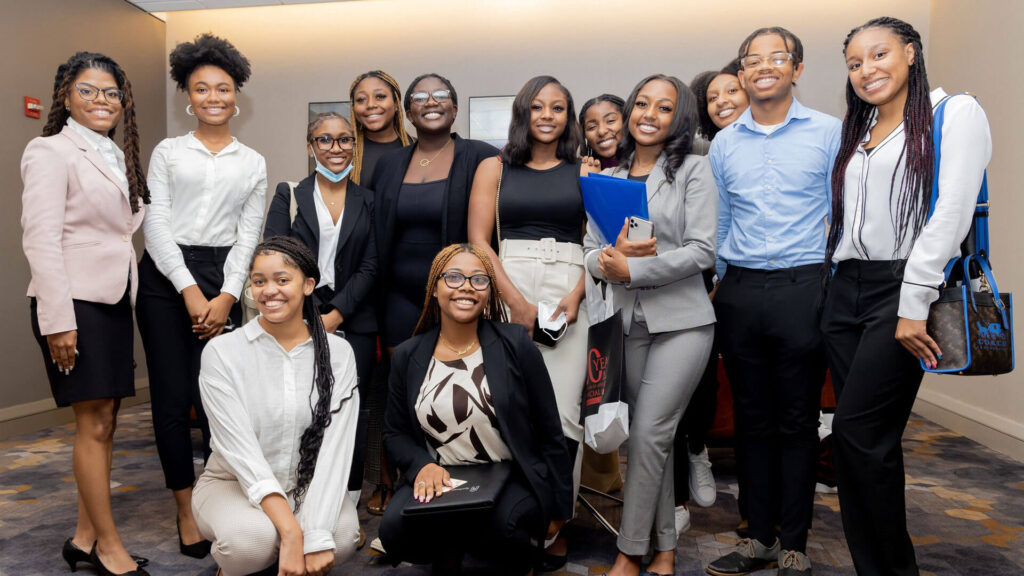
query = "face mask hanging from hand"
xmin=311 ymin=146 xmax=353 ymax=183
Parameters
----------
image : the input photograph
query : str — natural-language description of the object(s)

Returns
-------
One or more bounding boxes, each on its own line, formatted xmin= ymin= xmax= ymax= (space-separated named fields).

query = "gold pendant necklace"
xmin=418 ymin=139 xmax=452 ymax=167
xmin=440 ymin=334 xmax=478 ymax=356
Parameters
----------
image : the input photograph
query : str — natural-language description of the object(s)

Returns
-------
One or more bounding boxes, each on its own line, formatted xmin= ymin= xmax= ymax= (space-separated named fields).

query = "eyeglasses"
xmin=312 ymin=135 xmax=356 ymax=151
xmin=409 ymin=90 xmax=452 ymax=105
xmin=439 ymin=271 xmax=490 ymax=291
xmin=739 ymin=52 xmax=794 ymax=70
xmin=74 ymin=82 xmax=124 ymax=103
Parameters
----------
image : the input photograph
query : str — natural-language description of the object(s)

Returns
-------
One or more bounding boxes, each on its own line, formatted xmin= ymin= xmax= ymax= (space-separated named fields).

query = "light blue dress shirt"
xmin=710 ymin=98 xmax=841 ymax=279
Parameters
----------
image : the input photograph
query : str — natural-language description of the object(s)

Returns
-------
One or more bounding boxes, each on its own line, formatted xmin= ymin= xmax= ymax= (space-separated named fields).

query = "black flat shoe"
xmin=535 ymin=551 xmax=567 ymax=573
xmin=88 ymin=544 xmax=149 ymax=576
xmin=62 ymin=539 xmax=149 ymax=572
xmin=177 ymin=517 xmax=212 ymax=559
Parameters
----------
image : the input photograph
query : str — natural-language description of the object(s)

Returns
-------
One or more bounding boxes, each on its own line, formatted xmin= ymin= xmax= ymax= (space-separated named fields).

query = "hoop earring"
xmin=234 ymin=106 xmax=241 ymax=117
xmin=186 ymin=104 xmax=195 ymax=117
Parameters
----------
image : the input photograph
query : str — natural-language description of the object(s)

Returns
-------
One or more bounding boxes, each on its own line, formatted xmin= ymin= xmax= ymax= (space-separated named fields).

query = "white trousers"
xmin=193 ymin=474 xmax=360 ymax=576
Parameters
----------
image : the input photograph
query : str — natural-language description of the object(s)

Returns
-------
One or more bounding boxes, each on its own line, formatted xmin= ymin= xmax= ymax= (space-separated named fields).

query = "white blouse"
xmin=143 ymin=133 xmax=267 ymax=298
xmin=198 ymin=319 xmax=359 ymax=554
xmin=66 ymin=117 xmax=127 ymax=188
xmin=833 ymin=88 xmax=992 ymax=320
xmin=312 ymin=179 xmax=343 ymax=290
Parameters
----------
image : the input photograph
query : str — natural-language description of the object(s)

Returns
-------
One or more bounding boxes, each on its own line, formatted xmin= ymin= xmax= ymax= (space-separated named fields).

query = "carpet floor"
xmin=1 ymin=404 xmax=1022 ymax=575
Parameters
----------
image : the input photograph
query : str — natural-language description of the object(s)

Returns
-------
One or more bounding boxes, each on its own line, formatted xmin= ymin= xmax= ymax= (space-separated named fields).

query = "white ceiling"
xmin=127 ymin=0 xmax=345 ymax=12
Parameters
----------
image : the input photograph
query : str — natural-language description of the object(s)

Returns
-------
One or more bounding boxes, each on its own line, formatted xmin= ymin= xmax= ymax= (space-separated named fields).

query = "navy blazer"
xmin=372 ymin=134 xmax=497 ymax=288
xmin=264 ymin=174 xmax=377 ymax=334
xmin=383 ymin=320 xmax=574 ymax=523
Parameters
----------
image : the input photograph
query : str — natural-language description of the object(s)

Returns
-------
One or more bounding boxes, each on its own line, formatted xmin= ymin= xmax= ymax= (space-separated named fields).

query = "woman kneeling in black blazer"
xmin=381 ymin=243 xmax=572 ymax=575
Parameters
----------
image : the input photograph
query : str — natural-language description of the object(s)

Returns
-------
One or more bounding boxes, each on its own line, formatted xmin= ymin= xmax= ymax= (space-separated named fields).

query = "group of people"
xmin=20 ymin=15 xmax=991 ymax=576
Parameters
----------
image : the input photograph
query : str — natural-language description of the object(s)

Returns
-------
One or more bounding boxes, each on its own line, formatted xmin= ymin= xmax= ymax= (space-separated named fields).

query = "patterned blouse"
xmin=415 ymin=348 xmax=512 ymax=466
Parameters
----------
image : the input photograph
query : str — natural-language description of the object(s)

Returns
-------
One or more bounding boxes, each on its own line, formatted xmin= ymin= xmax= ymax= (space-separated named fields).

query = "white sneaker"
xmin=688 ymin=446 xmax=717 ymax=507
xmin=674 ymin=504 xmax=691 ymax=534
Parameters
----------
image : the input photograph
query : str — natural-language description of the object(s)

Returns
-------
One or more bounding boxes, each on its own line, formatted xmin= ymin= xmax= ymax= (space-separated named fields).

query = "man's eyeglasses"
xmin=739 ymin=52 xmax=794 ymax=70
xmin=75 ymin=83 xmax=124 ymax=103
xmin=312 ymin=135 xmax=356 ymax=151
xmin=409 ymin=90 xmax=452 ymax=105
xmin=439 ymin=271 xmax=490 ymax=291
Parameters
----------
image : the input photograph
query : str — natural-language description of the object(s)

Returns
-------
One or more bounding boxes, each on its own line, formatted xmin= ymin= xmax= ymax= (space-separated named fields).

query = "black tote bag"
xmin=581 ymin=310 xmax=628 ymax=454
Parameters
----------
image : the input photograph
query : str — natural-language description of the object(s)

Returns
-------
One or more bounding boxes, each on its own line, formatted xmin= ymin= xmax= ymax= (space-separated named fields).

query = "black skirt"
xmin=30 ymin=287 xmax=135 ymax=407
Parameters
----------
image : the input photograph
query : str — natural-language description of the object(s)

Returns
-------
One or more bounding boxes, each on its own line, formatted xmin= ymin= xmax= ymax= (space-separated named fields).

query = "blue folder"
xmin=579 ymin=174 xmax=649 ymax=245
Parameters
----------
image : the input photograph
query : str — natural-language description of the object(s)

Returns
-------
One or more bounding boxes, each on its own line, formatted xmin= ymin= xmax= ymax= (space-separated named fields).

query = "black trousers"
xmin=715 ymin=264 xmax=825 ymax=552
xmin=136 ymin=248 xmax=241 ymax=491
xmin=379 ymin=470 xmax=542 ymax=575
xmin=822 ymin=260 xmax=922 ymax=576
xmin=673 ymin=336 xmax=719 ymax=506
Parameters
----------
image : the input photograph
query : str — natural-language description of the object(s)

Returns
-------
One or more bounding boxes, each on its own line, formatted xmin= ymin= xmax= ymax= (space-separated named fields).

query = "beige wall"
xmin=0 ymin=0 xmax=165 ymax=435
xmin=914 ymin=0 xmax=1024 ymax=460
xmin=163 ymin=0 xmax=931 ymax=192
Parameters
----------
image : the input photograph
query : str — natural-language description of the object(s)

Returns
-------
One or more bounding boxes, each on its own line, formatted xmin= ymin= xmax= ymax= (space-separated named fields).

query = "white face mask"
xmin=310 ymin=146 xmax=353 ymax=183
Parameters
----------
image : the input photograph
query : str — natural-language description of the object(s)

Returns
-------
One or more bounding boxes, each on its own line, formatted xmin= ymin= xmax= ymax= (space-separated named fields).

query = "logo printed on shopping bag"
xmin=585 ymin=348 xmax=608 ymax=406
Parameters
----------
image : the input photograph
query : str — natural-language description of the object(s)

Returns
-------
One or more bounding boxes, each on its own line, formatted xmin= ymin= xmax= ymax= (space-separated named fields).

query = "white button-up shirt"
xmin=833 ymin=88 xmax=992 ymax=320
xmin=312 ymin=179 xmax=344 ymax=290
xmin=66 ymin=117 xmax=127 ymax=188
xmin=143 ymin=133 xmax=267 ymax=298
xmin=198 ymin=319 xmax=359 ymax=554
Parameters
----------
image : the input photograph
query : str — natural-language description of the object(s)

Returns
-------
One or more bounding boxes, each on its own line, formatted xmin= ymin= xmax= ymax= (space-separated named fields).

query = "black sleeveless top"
xmin=498 ymin=161 xmax=584 ymax=244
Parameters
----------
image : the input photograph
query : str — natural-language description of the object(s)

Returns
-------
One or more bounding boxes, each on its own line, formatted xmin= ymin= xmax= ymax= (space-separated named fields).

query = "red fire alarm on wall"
xmin=25 ymin=97 xmax=42 ymax=119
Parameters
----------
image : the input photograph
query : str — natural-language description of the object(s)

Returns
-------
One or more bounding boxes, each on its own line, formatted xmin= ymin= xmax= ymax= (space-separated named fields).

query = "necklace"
xmin=418 ymin=139 xmax=452 ymax=167
xmin=440 ymin=334 xmax=478 ymax=356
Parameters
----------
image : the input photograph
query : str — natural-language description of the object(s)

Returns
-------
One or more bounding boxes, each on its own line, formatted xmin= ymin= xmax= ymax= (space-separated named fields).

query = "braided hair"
xmin=250 ymin=236 xmax=339 ymax=512
xmin=413 ymin=244 xmax=508 ymax=335
xmin=348 ymin=70 xmax=412 ymax=184
xmin=824 ymin=17 xmax=933 ymax=272
xmin=43 ymin=52 xmax=149 ymax=213
xmin=616 ymin=74 xmax=698 ymax=185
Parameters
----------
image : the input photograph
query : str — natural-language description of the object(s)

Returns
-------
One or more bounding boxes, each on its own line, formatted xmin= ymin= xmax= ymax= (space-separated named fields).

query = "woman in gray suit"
xmin=583 ymin=74 xmax=717 ymax=576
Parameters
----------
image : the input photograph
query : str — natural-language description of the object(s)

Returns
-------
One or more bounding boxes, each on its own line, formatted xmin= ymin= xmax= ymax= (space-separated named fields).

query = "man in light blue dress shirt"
xmin=706 ymin=27 xmax=841 ymax=576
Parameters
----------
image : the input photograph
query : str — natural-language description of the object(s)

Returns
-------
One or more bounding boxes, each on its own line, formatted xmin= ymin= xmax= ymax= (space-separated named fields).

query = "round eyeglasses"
xmin=739 ymin=52 xmax=794 ymax=70
xmin=409 ymin=90 xmax=452 ymax=105
xmin=74 ymin=82 xmax=124 ymax=103
xmin=439 ymin=271 xmax=490 ymax=291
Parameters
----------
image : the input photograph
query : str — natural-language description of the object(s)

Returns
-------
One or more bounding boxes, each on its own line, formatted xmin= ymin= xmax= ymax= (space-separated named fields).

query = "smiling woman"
xmin=135 ymin=33 xmax=268 ymax=561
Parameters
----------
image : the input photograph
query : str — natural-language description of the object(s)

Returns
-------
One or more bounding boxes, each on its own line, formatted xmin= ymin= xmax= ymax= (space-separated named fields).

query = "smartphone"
xmin=627 ymin=216 xmax=654 ymax=241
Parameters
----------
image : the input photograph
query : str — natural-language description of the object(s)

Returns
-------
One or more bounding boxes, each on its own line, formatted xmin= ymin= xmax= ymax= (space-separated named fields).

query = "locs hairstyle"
xmin=249 ymin=236 xmax=345 ymax=512
xmin=824 ymin=17 xmax=933 ymax=273
xmin=578 ymin=93 xmax=625 ymax=157
xmin=413 ymin=243 xmax=508 ymax=336
xmin=169 ymin=33 xmax=251 ymax=91
xmin=347 ymin=70 xmax=412 ymax=185
xmin=738 ymin=26 xmax=804 ymax=66
xmin=43 ymin=52 xmax=149 ymax=213
xmin=502 ymin=75 xmax=582 ymax=167
xmin=691 ymin=61 xmax=742 ymax=140
xmin=404 ymin=73 xmax=459 ymax=111
xmin=616 ymin=74 xmax=698 ymax=185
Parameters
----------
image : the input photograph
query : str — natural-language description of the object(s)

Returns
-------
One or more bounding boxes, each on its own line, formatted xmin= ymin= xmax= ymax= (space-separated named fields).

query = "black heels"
xmin=86 ymin=542 xmax=150 ymax=576
xmin=177 ymin=517 xmax=212 ymax=559
xmin=62 ymin=539 xmax=149 ymax=573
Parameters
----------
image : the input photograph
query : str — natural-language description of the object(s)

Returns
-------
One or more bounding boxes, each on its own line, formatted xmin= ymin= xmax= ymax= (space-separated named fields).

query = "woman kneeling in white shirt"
xmin=193 ymin=236 xmax=360 ymax=576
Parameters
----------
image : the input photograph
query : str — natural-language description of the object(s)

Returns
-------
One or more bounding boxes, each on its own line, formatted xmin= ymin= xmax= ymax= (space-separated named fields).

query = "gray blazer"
xmin=583 ymin=153 xmax=717 ymax=334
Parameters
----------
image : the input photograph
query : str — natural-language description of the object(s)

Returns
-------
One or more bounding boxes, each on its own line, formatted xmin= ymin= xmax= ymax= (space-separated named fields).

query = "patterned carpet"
xmin=1 ymin=405 xmax=1022 ymax=576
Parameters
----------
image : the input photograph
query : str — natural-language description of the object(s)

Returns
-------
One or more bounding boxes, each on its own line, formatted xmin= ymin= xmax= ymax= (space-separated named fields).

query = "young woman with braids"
xmin=822 ymin=17 xmax=991 ymax=575
xmin=349 ymin=70 xmax=412 ymax=189
xmin=380 ymin=244 xmax=572 ymax=575
xmin=583 ymin=74 xmax=717 ymax=576
xmin=21 ymin=52 xmax=150 ymax=576
xmin=193 ymin=236 xmax=360 ymax=576
xmin=136 ymin=33 xmax=267 ymax=558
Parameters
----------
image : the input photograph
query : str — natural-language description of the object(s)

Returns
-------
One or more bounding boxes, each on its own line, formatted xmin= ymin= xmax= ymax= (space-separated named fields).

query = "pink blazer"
xmin=21 ymin=125 xmax=144 ymax=336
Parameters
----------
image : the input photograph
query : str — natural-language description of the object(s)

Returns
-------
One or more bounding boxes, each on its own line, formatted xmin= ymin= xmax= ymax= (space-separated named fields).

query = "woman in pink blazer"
xmin=20 ymin=52 xmax=150 ymax=576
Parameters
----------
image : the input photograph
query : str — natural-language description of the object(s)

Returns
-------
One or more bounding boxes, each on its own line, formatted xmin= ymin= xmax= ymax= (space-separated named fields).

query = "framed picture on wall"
xmin=469 ymin=96 xmax=514 ymax=149
xmin=308 ymin=101 xmax=351 ymax=172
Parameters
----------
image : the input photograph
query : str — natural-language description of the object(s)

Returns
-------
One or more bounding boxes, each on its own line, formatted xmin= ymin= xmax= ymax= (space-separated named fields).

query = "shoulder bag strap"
xmin=287 ymin=181 xmax=299 ymax=225
xmin=495 ymin=156 xmax=503 ymax=248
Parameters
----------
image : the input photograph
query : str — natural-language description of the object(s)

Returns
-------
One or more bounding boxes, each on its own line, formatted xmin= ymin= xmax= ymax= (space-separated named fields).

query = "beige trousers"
xmin=193 ymin=474 xmax=359 ymax=576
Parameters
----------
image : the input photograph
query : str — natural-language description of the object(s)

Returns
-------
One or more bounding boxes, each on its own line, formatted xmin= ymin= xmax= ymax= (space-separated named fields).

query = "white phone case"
xmin=627 ymin=216 xmax=654 ymax=241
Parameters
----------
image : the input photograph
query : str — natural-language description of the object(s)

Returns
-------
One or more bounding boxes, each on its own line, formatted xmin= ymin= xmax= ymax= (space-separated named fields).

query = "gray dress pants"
xmin=618 ymin=318 xmax=714 ymax=555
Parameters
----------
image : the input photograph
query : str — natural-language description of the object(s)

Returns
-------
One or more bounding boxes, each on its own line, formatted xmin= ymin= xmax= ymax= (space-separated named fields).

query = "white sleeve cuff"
xmin=222 ymin=273 xmax=245 ymax=300
xmin=302 ymin=529 xmax=336 ymax=555
xmin=246 ymin=479 xmax=286 ymax=509
xmin=168 ymin=267 xmax=198 ymax=294
xmin=898 ymin=282 xmax=939 ymax=321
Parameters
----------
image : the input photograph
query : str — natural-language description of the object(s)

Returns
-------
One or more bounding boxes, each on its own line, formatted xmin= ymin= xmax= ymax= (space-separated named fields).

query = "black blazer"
xmin=372 ymin=134 xmax=498 ymax=287
xmin=264 ymin=174 xmax=377 ymax=334
xmin=383 ymin=320 xmax=574 ymax=523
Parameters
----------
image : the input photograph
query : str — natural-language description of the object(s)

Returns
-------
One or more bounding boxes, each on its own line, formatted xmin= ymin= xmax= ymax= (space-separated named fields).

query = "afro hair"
xmin=169 ymin=33 xmax=251 ymax=91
